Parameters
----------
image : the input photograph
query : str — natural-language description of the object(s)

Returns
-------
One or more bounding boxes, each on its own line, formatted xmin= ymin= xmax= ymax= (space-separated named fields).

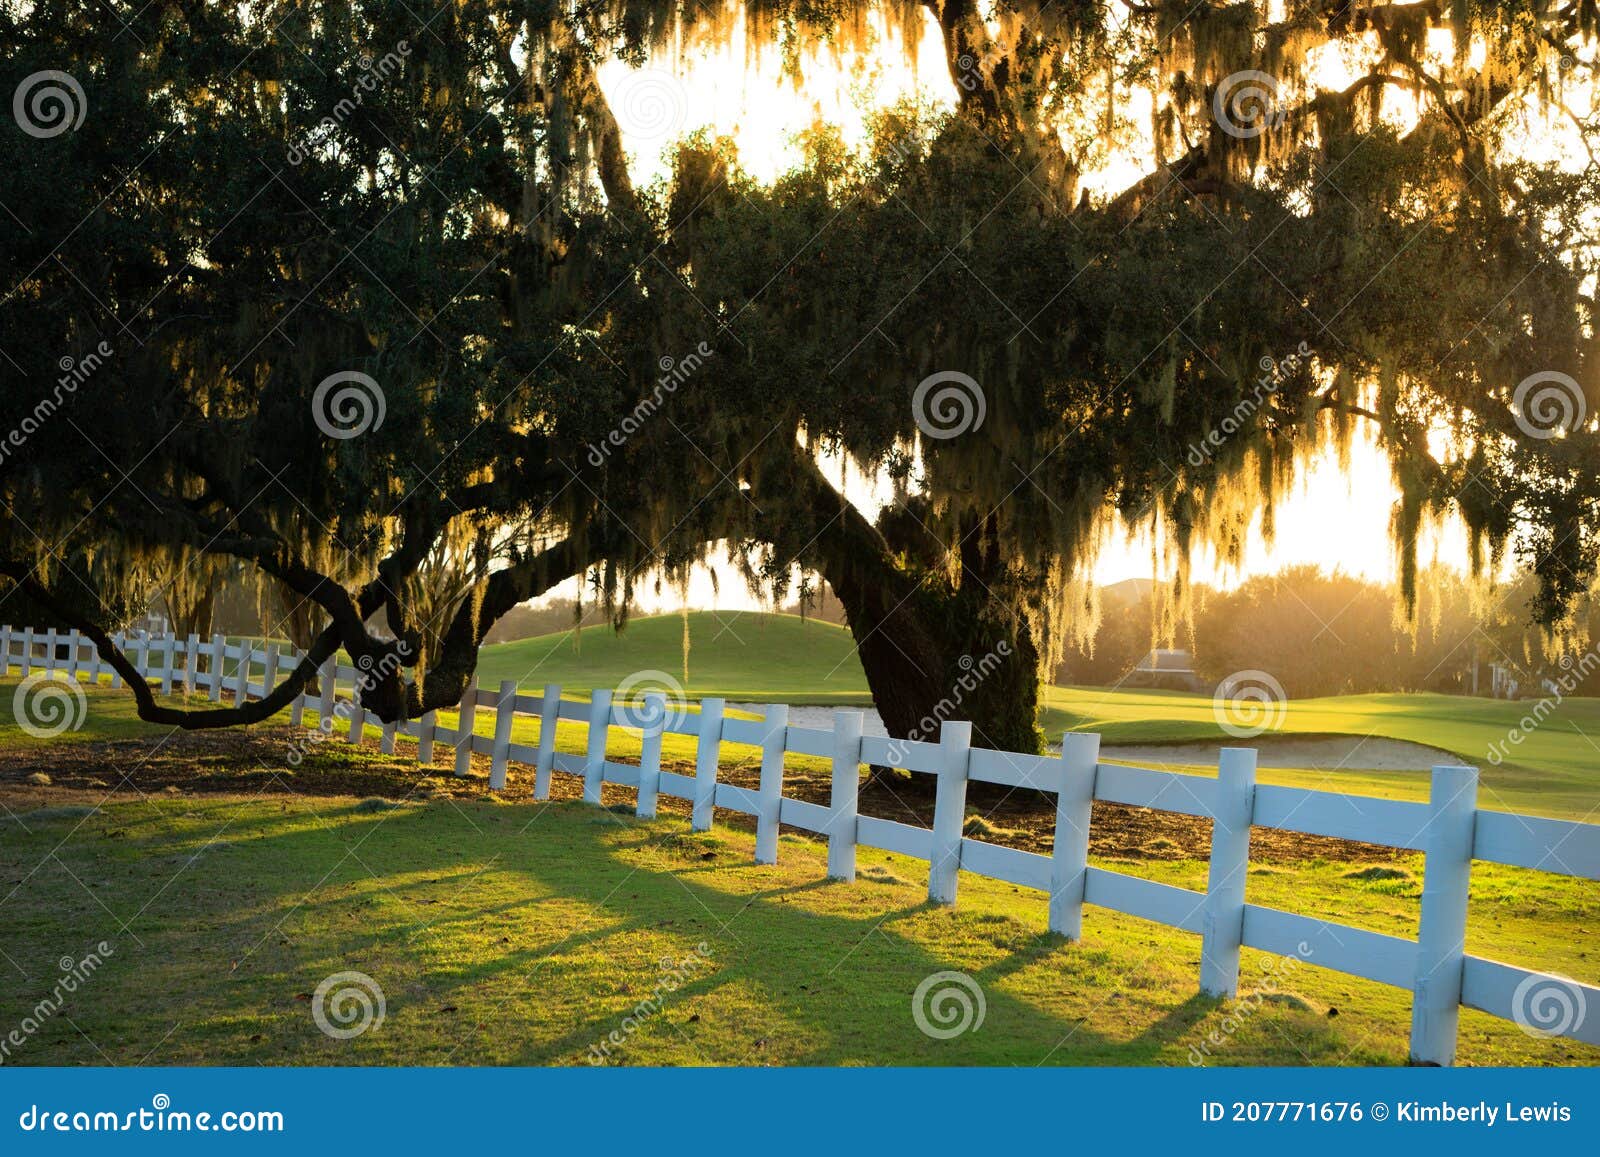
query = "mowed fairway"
xmin=475 ymin=611 xmax=871 ymax=704
xmin=470 ymin=611 xmax=1600 ymax=820
xmin=1041 ymin=686 xmax=1600 ymax=820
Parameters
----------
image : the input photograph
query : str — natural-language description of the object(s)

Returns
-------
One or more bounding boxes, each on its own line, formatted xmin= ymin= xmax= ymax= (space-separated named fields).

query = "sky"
xmin=572 ymin=9 xmax=1551 ymax=613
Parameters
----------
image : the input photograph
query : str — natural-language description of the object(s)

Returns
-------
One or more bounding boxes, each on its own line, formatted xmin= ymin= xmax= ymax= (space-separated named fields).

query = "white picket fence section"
xmin=5 ymin=624 xmax=1600 ymax=1065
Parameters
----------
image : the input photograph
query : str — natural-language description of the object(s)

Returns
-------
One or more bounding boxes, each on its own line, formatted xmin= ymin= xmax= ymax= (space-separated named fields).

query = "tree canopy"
xmin=2 ymin=0 xmax=1597 ymax=752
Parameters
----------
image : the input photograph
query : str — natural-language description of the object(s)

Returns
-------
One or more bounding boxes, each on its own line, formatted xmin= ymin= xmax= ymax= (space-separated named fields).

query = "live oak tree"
xmin=591 ymin=0 xmax=1600 ymax=751
xmin=1 ymin=0 xmax=678 ymax=724
xmin=2 ymin=0 xmax=1597 ymax=756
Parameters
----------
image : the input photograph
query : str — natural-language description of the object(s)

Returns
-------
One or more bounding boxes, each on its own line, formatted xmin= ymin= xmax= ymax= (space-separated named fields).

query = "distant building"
xmin=1125 ymin=648 xmax=1206 ymax=692
xmin=1487 ymin=662 xmax=1519 ymax=700
xmin=129 ymin=612 xmax=170 ymax=637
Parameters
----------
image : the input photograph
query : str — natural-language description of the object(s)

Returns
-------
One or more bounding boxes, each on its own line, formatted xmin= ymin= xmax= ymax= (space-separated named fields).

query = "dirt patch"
xmin=0 ymin=726 xmax=1396 ymax=865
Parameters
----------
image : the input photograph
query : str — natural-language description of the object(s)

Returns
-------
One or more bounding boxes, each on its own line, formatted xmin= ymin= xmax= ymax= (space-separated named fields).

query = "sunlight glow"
xmin=580 ymin=11 xmax=1592 ymax=610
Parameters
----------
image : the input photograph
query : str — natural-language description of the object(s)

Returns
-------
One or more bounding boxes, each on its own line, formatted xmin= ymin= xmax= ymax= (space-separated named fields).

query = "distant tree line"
xmin=1057 ymin=566 xmax=1600 ymax=698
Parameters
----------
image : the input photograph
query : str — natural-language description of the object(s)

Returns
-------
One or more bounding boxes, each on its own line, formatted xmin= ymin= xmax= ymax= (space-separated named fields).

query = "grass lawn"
xmin=1 ymin=676 xmax=1598 ymax=1067
xmin=1041 ymin=686 xmax=1600 ymax=820
xmin=2 ymin=787 xmax=1597 ymax=1067
xmin=475 ymin=611 xmax=870 ymax=704
xmin=467 ymin=611 xmax=1600 ymax=821
xmin=12 ymin=609 xmax=1600 ymax=824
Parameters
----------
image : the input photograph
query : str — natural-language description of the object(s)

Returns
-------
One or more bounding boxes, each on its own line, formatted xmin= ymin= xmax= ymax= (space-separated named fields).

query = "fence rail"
xmin=5 ymin=624 xmax=1600 ymax=1065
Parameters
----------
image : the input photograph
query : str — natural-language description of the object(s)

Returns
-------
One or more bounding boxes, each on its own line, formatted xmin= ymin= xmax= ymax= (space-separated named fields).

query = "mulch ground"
xmin=0 ymin=725 xmax=1394 ymax=865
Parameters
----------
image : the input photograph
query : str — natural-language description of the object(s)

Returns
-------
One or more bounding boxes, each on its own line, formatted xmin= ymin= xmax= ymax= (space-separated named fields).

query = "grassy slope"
xmin=476 ymin=611 xmax=1598 ymax=818
xmin=474 ymin=611 xmax=871 ymax=703
xmin=1 ymin=793 xmax=1595 ymax=1067
xmin=1042 ymin=686 xmax=1600 ymax=820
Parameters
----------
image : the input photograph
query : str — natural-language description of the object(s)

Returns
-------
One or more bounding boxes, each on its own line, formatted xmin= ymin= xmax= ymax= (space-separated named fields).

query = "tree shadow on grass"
xmin=5 ymin=796 xmax=1282 ymax=1066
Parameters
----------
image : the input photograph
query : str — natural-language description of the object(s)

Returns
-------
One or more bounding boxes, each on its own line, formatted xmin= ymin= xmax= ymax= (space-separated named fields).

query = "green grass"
xmin=1 ymin=792 xmax=1595 ymax=1067
xmin=2 ymin=676 xmax=1596 ymax=1067
xmin=474 ymin=612 xmax=1600 ymax=819
xmin=474 ymin=611 xmax=871 ymax=704
xmin=1042 ymin=686 xmax=1600 ymax=820
xmin=13 ymin=608 xmax=1600 ymax=820
xmin=0 ymin=676 xmax=804 ymax=787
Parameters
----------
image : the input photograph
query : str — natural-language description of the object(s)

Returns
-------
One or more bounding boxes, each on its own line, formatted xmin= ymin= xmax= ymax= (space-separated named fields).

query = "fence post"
xmin=754 ymin=704 xmax=789 ymax=864
xmin=489 ymin=680 xmax=516 ymax=790
xmin=583 ymin=689 xmax=614 ymax=805
xmin=317 ymin=656 xmax=336 ymax=734
xmin=85 ymin=633 xmax=102 ymax=685
xmin=1049 ymin=732 xmax=1101 ymax=938
xmin=381 ymin=718 xmax=397 ymax=755
xmin=0 ymin=625 xmax=9 ymax=675
xmin=1200 ymin=747 xmax=1257 ymax=997
xmin=636 ymin=692 xmax=667 ymax=819
xmin=178 ymin=631 xmax=195 ymax=694
xmin=453 ymin=676 xmax=478 ymax=775
xmin=158 ymin=632 xmax=174 ymax=691
xmin=232 ymin=641 xmax=250 ymax=705
xmin=261 ymin=645 xmax=279 ymax=707
xmin=534 ymin=683 xmax=560 ymax=799
xmin=288 ymin=649 xmax=306 ymax=728
xmin=20 ymin=627 xmax=33 ymax=677
xmin=208 ymin=633 xmax=225 ymax=701
xmin=827 ymin=710 xmax=864 ymax=881
xmin=418 ymin=710 xmax=437 ymax=764
xmin=691 ymin=697 xmax=726 ymax=832
xmin=347 ymin=662 xmax=366 ymax=745
xmin=43 ymin=627 xmax=57 ymax=673
xmin=928 ymin=721 xmax=974 ymax=904
xmin=108 ymin=632 xmax=123 ymax=687
xmin=1409 ymin=764 xmax=1479 ymax=1066
xmin=64 ymin=629 xmax=81 ymax=680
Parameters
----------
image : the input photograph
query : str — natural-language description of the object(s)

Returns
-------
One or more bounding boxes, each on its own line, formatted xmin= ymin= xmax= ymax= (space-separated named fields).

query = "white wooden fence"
xmin=5 ymin=624 xmax=1600 ymax=1065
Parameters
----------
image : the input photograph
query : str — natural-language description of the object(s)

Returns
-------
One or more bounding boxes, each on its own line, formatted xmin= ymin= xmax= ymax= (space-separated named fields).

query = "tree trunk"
xmin=766 ymin=452 xmax=1045 ymax=760
xmin=829 ymin=557 xmax=1044 ymax=757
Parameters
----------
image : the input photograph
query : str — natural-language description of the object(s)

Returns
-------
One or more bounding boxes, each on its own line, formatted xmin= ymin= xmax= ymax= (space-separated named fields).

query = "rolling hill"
xmin=475 ymin=610 xmax=871 ymax=703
